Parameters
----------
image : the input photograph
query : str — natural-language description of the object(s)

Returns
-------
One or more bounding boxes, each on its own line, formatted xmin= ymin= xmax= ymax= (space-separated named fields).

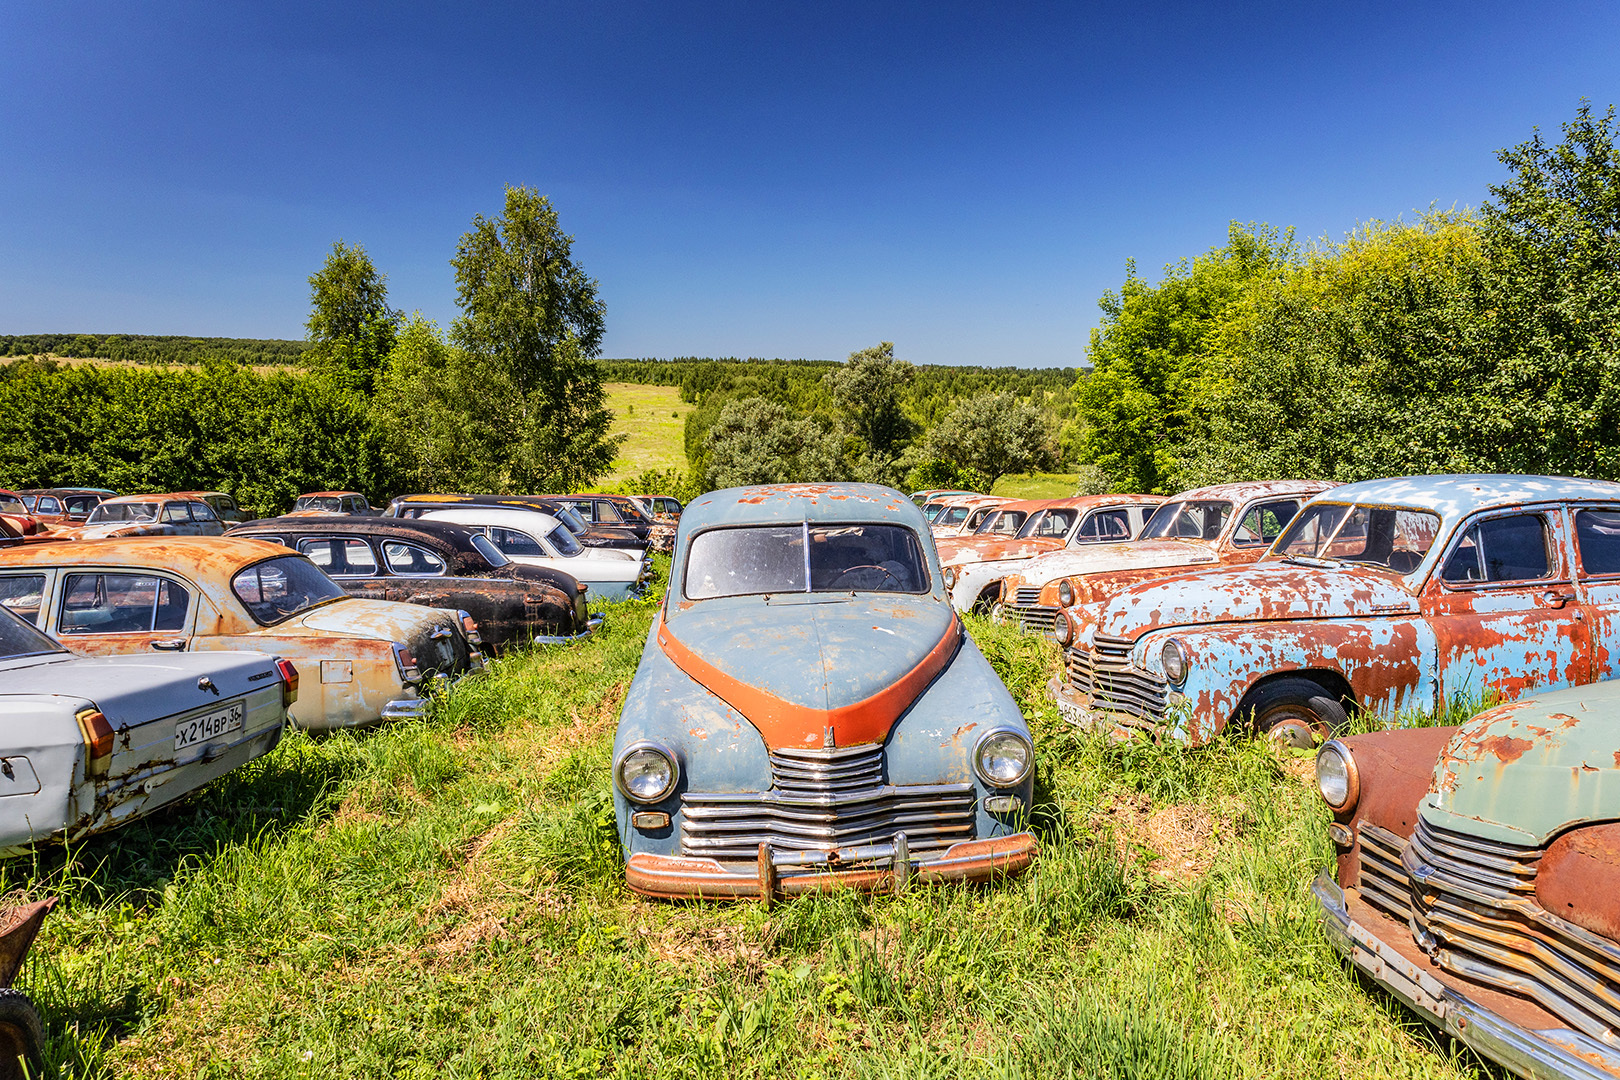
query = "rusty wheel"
xmin=0 ymin=989 xmax=44 ymax=1080
xmin=1245 ymin=677 xmax=1347 ymax=749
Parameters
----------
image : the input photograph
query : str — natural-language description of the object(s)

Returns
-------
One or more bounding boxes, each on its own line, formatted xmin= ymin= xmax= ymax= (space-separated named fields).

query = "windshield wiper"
xmin=1284 ymin=555 xmax=1343 ymax=569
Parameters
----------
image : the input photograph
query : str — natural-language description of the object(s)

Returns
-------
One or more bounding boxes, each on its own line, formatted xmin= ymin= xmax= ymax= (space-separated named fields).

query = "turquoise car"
xmin=612 ymin=483 xmax=1037 ymax=901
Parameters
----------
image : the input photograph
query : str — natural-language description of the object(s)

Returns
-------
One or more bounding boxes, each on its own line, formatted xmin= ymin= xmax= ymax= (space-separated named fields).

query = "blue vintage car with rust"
xmin=1313 ymin=679 xmax=1620 ymax=1078
xmin=1052 ymin=474 xmax=1620 ymax=746
xmin=612 ymin=483 xmax=1038 ymax=900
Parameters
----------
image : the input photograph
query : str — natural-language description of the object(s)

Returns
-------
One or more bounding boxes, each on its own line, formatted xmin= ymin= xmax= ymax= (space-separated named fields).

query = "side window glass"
xmin=296 ymin=538 xmax=378 ymax=577
xmin=0 ymin=575 xmax=47 ymax=625
xmin=1079 ymin=509 xmax=1129 ymax=540
xmin=298 ymin=538 xmax=338 ymax=569
xmin=1442 ymin=514 xmax=1553 ymax=584
xmin=382 ymin=542 xmax=447 ymax=576
xmin=565 ymin=501 xmax=593 ymax=522
xmin=38 ymin=498 xmax=60 ymax=514
xmin=598 ymin=502 xmax=623 ymax=523
xmin=490 ymin=527 xmax=546 ymax=557
xmin=160 ymin=503 xmax=189 ymax=523
xmin=1577 ymin=509 xmax=1620 ymax=576
xmin=192 ymin=502 xmax=219 ymax=522
xmin=60 ymin=573 xmax=184 ymax=634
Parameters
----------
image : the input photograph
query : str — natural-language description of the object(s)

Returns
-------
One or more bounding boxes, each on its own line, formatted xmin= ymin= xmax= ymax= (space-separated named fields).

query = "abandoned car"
xmin=996 ymin=480 xmax=1337 ymax=634
xmin=17 ymin=488 xmax=115 ymax=526
xmin=0 ymin=603 xmax=291 ymax=854
xmin=171 ymin=490 xmax=247 ymax=523
xmin=385 ymin=494 xmax=645 ymax=551
xmin=1314 ymin=678 xmax=1620 ymax=1078
xmin=612 ymin=482 xmax=1037 ymax=900
xmin=0 ymin=537 xmax=483 ymax=730
xmin=941 ymin=494 xmax=1164 ymax=614
xmin=929 ymin=495 xmax=1012 ymax=539
xmin=294 ymin=491 xmax=377 ymax=515
xmin=416 ymin=507 xmax=650 ymax=601
xmin=1052 ymin=474 xmax=1620 ymax=746
xmin=64 ymin=493 xmax=228 ymax=540
xmin=550 ymin=494 xmax=655 ymax=545
xmin=225 ymin=515 xmax=600 ymax=651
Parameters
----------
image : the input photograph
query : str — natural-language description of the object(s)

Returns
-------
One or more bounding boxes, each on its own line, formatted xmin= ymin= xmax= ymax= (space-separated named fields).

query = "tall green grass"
xmin=12 ymin=576 xmax=1496 ymax=1078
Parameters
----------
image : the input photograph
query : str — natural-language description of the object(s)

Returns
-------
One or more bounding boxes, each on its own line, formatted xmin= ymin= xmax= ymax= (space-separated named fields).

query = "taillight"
xmin=75 ymin=707 xmax=114 ymax=778
xmin=275 ymin=658 xmax=299 ymax=706
xmin=457 ymin=610 xmax=483 ymax=645
xmin=392 ymin=643 xmax=422 ymax=685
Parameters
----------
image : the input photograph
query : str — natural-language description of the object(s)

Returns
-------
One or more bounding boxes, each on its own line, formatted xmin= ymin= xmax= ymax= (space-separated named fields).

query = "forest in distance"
xmin=3 ymin=102 xmax=1619 ymax=511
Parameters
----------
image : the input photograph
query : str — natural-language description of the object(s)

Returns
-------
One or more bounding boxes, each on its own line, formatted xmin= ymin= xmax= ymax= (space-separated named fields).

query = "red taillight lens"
xmin=275 ymin=658 xmax=299 ymax=706
xmin=75 ymin=708 xmax=114 ymax=777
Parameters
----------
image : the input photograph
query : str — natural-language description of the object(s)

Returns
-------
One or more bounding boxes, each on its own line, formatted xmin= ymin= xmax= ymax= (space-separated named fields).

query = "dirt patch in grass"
xmin=1093 ymin=792 xmax=1234 ymax=881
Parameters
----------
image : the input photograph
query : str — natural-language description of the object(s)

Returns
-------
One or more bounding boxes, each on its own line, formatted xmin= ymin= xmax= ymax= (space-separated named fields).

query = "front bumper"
xmin=1048 ymin=676 xmax=1163 ymax=739
xmin=533 ymin=612 xmax=605 ymax=646
xmin=626 ymin=832 xmax=1038 ymax=901
xmin=1312 ymin=871 xmax=1620 ymax=1078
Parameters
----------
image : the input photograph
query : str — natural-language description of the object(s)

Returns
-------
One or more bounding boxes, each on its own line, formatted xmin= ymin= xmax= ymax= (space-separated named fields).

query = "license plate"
xmin=175 ymin=701 xmax=244 ymax=750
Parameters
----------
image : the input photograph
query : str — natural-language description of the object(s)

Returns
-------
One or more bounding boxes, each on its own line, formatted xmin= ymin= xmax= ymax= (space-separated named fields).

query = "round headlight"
xmin=1161 ymin=638 xmax=1187 ymax=684
xmin=1058 ymin=579 xmax=1074 ymax=607
xmin=1053 ymin=610 xmax=1073 ymax=645
xmin=615 ymin=742 xmax=679 ymax=804
xmin=974 ymin=727 xmax=1033 ymax=787
xmin=1316 ymin=740 xmax=1359 ymax=812
xmin=944 ymin=566 xmax=958 ymax=588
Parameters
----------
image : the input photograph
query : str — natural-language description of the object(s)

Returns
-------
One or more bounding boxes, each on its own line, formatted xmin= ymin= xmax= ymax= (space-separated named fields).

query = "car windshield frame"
xmin=1270 ymin=501 xmax=1444 ymax=578
xmin=0 ymin=605 xmax=66 ymax=662
xmin=1139 ymin=500 xmax=1235 ymax=542
xmin=230 ymin=554 xmax=349 ymax=626
xmin=683 ymin=522 xmax=931 ymax=600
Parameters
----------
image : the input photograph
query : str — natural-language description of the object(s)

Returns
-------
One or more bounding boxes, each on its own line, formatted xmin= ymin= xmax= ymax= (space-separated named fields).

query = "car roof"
xmin=0 ymin=535 xmax=289 ymax=573
xmin=1304 ymin=473 xmax=1620 ymax=517
xmin=230 ymin=515 xmax=476 ymax=552
xmin=300 ymin=491 xmax=365 ymax=499
xmin=418 ymin=507 xmax=564 ymax=532
xmin=169 ymin=490 xmax=233 ymax=499
xmin=94 ymin=493 xmax=195 ymax=504
xmin=994 ymin=494 xmax=1163 ymax=512
xmin=683 ymin=483 xmax=926 ymax=531
xmin=1163 ymin=479 xmax=1341 ymax=502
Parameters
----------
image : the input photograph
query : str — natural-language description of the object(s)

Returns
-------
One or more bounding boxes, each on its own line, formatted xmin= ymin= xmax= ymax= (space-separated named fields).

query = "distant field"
xmin=992 ymin=473 xmax=1079 ymax=499
xmin=601 ymin=382 xmax=693 ymax=484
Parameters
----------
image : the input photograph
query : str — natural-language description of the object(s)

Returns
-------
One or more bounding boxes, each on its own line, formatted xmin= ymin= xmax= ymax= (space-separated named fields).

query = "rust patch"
xmin=1537 ymin=822 xmax=1620 ymax=941
xmin=1477 ymin=735 xmax=1534 ymax=764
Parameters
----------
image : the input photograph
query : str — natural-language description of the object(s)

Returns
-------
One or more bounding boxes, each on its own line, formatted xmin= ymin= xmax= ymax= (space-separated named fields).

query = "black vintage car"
xmin=382 ymin=494 xmax=644 ymax=551
xmin=225 ymin=516 xmax=601 ymax=652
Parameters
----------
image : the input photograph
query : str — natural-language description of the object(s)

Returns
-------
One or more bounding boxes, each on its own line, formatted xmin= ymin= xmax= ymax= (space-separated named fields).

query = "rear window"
xmin=1576 ymin=509 xmax=1620 ymax=576
xmin=0 ymin=606 xmax=61 ymax=661
xmin=685 ymin=524 xmax=928 ymax=599
xmin=231 ymin=556 xmax=347 ymax=625
xmin=469 ymin=534 xmax=510 ymax=566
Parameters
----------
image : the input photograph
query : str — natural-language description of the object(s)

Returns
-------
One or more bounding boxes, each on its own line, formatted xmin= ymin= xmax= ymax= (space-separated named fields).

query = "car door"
xmin=1565 ymin=504 xmax=1620 ymax=682
xmin=0 ymin=570 xmax=55 ymax=629
xmin=50 ymin=569 xmax=198 ymax=654
xmin=1422 ymin=505 xmax=1592 ymax=701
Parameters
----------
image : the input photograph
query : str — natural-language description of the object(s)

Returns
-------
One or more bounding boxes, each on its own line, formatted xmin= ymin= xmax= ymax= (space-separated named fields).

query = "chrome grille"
xmin=1064 ymin=634 xmax=1167 ymax=720
xmin=1403 ymin=816 xmax=1620 ymax=1044
xmin=1355 ymin=823 xmax=1413 ymax=921
xmin=680 ymin=744 xmax=976 ymax=859
xmin=1005 ymin=588 xmax=1058 ymax=634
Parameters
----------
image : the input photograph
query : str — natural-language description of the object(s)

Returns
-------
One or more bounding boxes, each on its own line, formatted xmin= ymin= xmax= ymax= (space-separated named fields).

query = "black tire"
xmin=1242 ymin=676 xmax=1348 ymax=749
xmin=971 ymin=586 xmax=1000 ymax=616
xmin=0 ymin=988 xmax=44 ymax=1080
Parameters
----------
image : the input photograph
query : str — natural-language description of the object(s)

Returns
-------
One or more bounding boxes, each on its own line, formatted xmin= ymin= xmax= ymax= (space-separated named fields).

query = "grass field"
xmin=8 ymin=559 xmax=1497 ymax=1079
xmin=601 ymin=383 xmax=693 ymax=486
xmin=991 ymin=474 xmax=1082 ymax=499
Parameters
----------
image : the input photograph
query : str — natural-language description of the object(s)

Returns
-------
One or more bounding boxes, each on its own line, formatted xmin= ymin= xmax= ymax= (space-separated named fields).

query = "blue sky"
xmin=3 ymin=2 xmax=1618 ymax=368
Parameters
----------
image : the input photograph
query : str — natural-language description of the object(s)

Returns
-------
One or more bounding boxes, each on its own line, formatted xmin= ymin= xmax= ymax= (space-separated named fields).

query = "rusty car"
xmin=415 ymin=507 xmax=651 ymax=601
xmin=61 ymin=493 xmax=229 ymax=540
xmin=0 ymin=602 xmax=291 ymax=853
xmin=930 ymin=495 xmax=1012 ymax=539
xmin=626 ymin=495 xmax=682 ymax=554
xmin=1051 ymin=473 xmax=1620 ymax=747
xmin=0 ymin=493 xmax=44 ymax=538
xmin=384 ymin=494 xmax=645 ymax=551
xmin=996 ymin=480 xmax=1337 ymax=635
xmin=17 ymin=488 xmax=115 ymax=526
xmin=941 ymin=494 xmax=1164 ymax=614
xmin=612 ymin=482 xmax=1037 ymax=901
xmin=552 ymin=494 xmax=655 ymax=545
xmin=294 ymin=491 xmax=377 ymax=515
xmin=225 ymin=515 xmax=600 ymax=651
xmin=0 ymin=537 xmax=483 ymax=730
xmin=171 ymin=490 xmax=247 ymax=523
xmin=1313 ymin=678 xmax=1620 ymax=1078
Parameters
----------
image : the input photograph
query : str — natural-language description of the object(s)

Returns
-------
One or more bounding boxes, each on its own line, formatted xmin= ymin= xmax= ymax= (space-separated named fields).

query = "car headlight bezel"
xmin=1161 ymin=638 xmax=1188 ymax=685
xmin=1058 ymin=579 xmax=1074 ymax=607
xmin=1053 ymin=610 xmax=1074 ymax=646
xmin=1316 ymin=739 xmax=1359 ymax=812
xmin=974 ymin=726 xmax=1033 ymax=787
xmin=615 ymin=740 xmax=680 ymax=804
xmin=944 ymin=566 xmax=958 ymax=588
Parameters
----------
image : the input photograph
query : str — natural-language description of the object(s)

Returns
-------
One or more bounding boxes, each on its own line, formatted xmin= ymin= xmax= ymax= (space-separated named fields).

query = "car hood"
xmin=288 ymin=597 xmax=453 ymax=639
xmin=1091 ymin=561 xmax=1417 ymax=639
xmin=659 ymin=592 xmax=959 ymax=751
xmin=1010 ymin=539 xmax=1221 ymax=588
xmin=939 ymin=535 xmax=1063 ymax=568
xmin=1425 ymin=680 xmax=1620 ymax=845
xmin=0 ymin=651 xmax=279 ymax=727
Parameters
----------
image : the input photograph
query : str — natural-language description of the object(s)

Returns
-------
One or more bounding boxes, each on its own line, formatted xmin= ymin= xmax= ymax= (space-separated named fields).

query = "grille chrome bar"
xmin=1063 ymin=634 xmax=1168 ymax=721
xmin=1356 ymin=823 xmax=1413 ymax=922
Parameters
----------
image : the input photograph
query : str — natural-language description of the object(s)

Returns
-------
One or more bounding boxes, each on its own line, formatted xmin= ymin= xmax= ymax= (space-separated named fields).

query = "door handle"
xmin=1542 ymin=590 xmax=1575 ymax=608
xmin=150 ymin=639 xmax=188 ymax=651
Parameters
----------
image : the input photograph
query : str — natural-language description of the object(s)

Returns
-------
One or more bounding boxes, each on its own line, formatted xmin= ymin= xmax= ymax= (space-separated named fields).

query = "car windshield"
xmin=64 ymin=495 xmax=101 ymax=514
xmin=299 ymin=496 xmax=343 ymax=512
xmin=685 ymin=523 xmax=929 ymax=599
xmin=983 ymin=510 xmax=1026 ymax=535
xmin=0 ymin=496 xmax=24 ymax=514
xmin=87 ymin=501 xmax=159 ymax=524
xmin=231 ymin=555 xmax=348 ymax=625
xmin=547 ymin=525 xmax=582 ymax=557
xmin=0 ymin=606 xmax=63 ymax=661
xmin=1140 ymin=500 xmax=1234 ymax=541
xmin=1017 ymin=508 xmax=1079 ymax=540
xmin=1273 ymin=503 xmax=1442 ymax=575
xmin=469 ymin=533 xmax=510 ymax=566
xmin=920 ymin=502 xmax=946 ymax=522
xmin=556 ymin=506 xmax=588 ymax=533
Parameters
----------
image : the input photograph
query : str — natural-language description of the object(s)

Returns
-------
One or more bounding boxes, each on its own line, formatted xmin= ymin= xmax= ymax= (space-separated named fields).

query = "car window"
xmin=940 ymin=506 xmax=971 ymax=526
xmin=59 ymin=573 xmax=190 ymax=634
xmin=1576 ymin=509 xmax=1620 ymax=576
xmin=596 ymin=501 xmax=623 ymax=523
xmin=300 ymin=496 xmax=343 ymax=512
xmin=685 ymin=524 xmax=929 ymax=599
xmin=0 ymin=575 xmax=47 ymax=625
xmin=489 ymin=527 xmax=547 ymax=557
xmin=0 ymin=606 xmax=62 ymax=660
xmin=1076 ymin=509 xmax=1130 ymax=541
xmin=89 ymin=501 xmax=158 ymax=524
xmin=546 ymin=525 xmax=582 ymax=557
xmin=1140 ymin=500 xmax=1233 ymax=541
xmin=1032 ymin=509 xmax=1079 ymax=538
xmin=192 ymin=501 xmax=219 ymax=522
xmin=987 ymin=510 xmax=1025 ymax=536
xmin=37 ymin=497 xmax=60 ymax=514
xmin=382 ymin=541 xmax=448 ymax=576
xmin=468 ymin=533 xmax=510 ymax=567
xmin=297 ymin=538 xmax=380 ymax=577
xmin=1442 ymin=514 xmax=1554 ymax=584
xmin=231 ymin=556 xmax=347 ymax=625
xmin=63 ymin=495 xmax=99 ymax=515
xmin=1232 ymin=499 xmax=1303 ymax=547
xmin=560 ymin=501 xmax=593 ymax=522
xmin=19 ymin=496 xmax=36 ymax=512
xmin=920 ymin=502 xmax=945 ymax=522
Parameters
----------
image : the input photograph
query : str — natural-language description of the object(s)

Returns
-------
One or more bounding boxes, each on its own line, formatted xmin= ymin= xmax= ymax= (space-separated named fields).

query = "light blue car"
xmin=612 ymin=483 xmax=1037 ymax=901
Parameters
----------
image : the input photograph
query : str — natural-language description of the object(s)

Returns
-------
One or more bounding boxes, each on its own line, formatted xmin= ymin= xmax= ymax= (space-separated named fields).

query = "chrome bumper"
xmin=626 ymin=832 xmax=1037 ymax=903
xmin=532 ymin=612 xmax=605 ymax=646
xmin=1312 ymin=871 xmax=1620 ymax=1078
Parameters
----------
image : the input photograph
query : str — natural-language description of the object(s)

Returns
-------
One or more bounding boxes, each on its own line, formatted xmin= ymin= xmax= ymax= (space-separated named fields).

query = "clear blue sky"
xmin=3 ymin=1 xmax=1618 ymax=368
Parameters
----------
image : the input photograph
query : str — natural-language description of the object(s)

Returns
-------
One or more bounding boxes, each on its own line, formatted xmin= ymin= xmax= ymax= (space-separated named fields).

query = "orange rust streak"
xmin=656 ymin=611 xmax=960 ymax=750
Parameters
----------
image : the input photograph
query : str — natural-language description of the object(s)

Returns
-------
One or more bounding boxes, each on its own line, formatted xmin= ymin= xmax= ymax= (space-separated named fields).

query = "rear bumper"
xmin=626 ymin=833 xmax=1037 ymax=901
xmin=1312 ymin=871 xmax=1620 ymax=1078
xmin=532 ymin=612 xmax=605 ymax=646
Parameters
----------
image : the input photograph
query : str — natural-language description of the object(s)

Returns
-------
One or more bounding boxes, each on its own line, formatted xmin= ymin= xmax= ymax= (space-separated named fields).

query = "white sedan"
xmin=419 ymin=508 xmax=650 ymax=601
